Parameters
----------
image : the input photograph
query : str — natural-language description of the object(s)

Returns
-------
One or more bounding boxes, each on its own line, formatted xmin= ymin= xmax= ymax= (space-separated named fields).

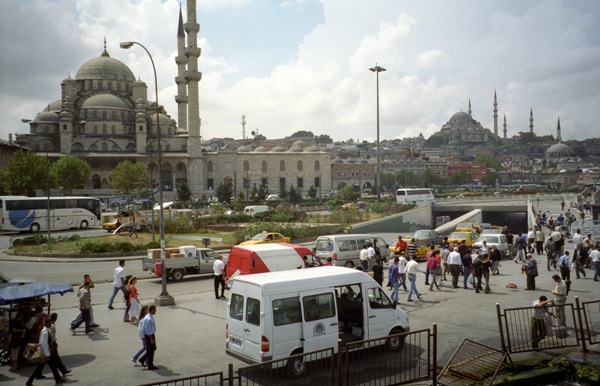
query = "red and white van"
xmin=225 ymin=243 xmax=321 ymax=281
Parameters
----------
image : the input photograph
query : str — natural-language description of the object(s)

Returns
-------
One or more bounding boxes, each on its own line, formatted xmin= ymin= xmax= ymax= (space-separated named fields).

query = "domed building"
xmin=16 ymin=2 xmax=204 ymax=198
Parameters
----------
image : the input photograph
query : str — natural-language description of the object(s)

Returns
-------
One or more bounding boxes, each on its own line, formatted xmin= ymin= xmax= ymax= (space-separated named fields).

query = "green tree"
xmin=519 ymin=132 xmax=536 ymax=145
xmin=250 ymin=184 xmax=259 ymax=203
xmin=5 ymin=150 xmax=48 ymax=196
xmin=450 ymin=169 xmax=472 ymax=185
xmin=422 ymin=168 xmax=443 ymax=187
xmin=481 ymin=171 xmax=498 ymax=187
xmin=290 ymin=130 xmax=314 ymax=138
xmin=109 ymin=160 xmax=148 ymax=202
xmin=0 ymin=168 xmax=8 ymax=195
xmin=49 ymin=154 xmax=92 ymax=195
xmin=177 ymin=183 xmax=192 ymax=202
xmin=315 ymin=134 xmax=333 ymax=144
xmin=306 ymin=185 xmax=317 ymax=199
xmin=475 ymin=156 xmax=503 ymax=171
xmin=288 ymin=184 xmax=302 ymax=205
xmin=278 ymin=184 xmax=288 ymax=199
xmin=338 ymin=185 xmax=360 ymax=202
xmin=216 ymin=183 xmax=232 ymax=203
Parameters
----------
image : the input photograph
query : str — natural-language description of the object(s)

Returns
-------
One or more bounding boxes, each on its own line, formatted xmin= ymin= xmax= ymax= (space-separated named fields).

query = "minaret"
xmin=185 ymin=0 xmax=203 ymax=196
xmin=175 ymin=6 xmax=188 ymax=132
xmin=503 ymin=114 xmax=507 ymax=139
xmin=529 ymin=108 xmax=534 ymax=134
xmin=241 ymin=115 xmax=246 ymax=139
xmin=493 ymin=90 xmax=498 ymax=137
xmin=468 ymin=99 xmax=472 ymax=116
xmin=556 ymin=117 xmax=562 ymax=143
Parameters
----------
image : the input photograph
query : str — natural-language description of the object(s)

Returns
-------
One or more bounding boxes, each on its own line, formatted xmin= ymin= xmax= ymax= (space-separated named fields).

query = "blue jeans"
xmin=391 ymin=280 xmax=399 ymax=303
xmin=463 ymin=266 xmax=472 ymax=288
xmin=108 ymin=285 xmax=124 ymax=308
xmin=594 ymin=261 xmax=600 ymax=281
xmin=407 ymin=273 xmax=420 ymax=300
xmin=132 ymin=337 xmax=147 ymax=361
xmin=399 ymin=273 xmax=407 ymax=291
xmin=72 ymin=307 xmax=91 ymax=333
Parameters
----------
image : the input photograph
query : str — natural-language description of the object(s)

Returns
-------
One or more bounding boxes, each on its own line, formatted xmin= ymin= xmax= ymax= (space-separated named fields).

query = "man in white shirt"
xmin=26 ymin=319 xmax=64 ymax=385
xmin=572 ymin=229 xmax=584 ymax=247
xmin=551 ymin=274 xmax=567 ymax=326
xmin=590 ymin=245 xmax=600 ymax=282
xmin=447 ymin=247 xmax=462 ymax=288
xmin=213 ymin=255 xmax=226 ymax=299
xmin=108 ymin=260 xmax=126 ymax=309
xmin=359 ymin=244 xmax=369 ymax=272
xmin=397 ymin=252 xmax=408 ymax=291
xmin=405 ymin=257 xmax=424 ymax=301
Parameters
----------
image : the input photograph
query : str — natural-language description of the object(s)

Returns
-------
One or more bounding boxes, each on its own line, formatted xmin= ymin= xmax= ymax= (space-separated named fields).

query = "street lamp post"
xmin=121 ymin=41 xmax=174 ymax=306
xmin=369 ymin=64 xmax=386 ymax=202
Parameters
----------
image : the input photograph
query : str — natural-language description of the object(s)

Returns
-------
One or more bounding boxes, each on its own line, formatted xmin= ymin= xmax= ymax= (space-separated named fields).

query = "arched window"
xmin=280 ymin=160 xmax=285 ymax=171
xmin=297 ymin=160 xmax=303 ymax=171
xmin=244 ymin=160 xmax=249 ymax=171
xmin=102 ymin=142 xmax=108 ymax=151
xmin=207 ymin=161 xmax=213 ymax=172
xmin=112 ymin=125 xmax=116 ymax=134
xmin=261 ymin=160 xmax=267 ymax=173
xmin=314 ymin=160 xmax=320 ymax=171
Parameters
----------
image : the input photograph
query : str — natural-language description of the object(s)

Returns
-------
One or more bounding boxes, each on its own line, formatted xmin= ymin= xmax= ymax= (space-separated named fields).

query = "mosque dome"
xmin=82 ymin=94 xmax=129 ymax=109
xmin=292 ymin=140 xmax=307 ymax=148
xmin=254 ymin=146 xmax=268 ymax=152
xmin=44 ymin=99 xmax=62 ymax=112
xmin=545 ymin=143 xmax=574 ymax=158
xmin=237 ymin=145 xmax=251 ymax=152
xmin=75 ymin=49 xmax=135 ymax=82
xmin=33 ymin=111 xmax=59 ymax=123
xmin=449 ymin=112 xmax=472 ymax=122
xmin=289 ymin=145 xmax=303 ymax=152
xmin=332 ymin=158 xmax=344 ymax=164
xmin=151 ymin=113 xmax=171 ymax=125
xmin=346 ymin=159 xmax=357 ymax=164
xmin=271 ymin=145 xmax=287 ymax=152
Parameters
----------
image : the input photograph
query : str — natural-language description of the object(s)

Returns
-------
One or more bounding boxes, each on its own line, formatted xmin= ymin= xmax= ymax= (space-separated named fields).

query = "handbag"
xmin=23 ymin=343 xmax=47 ymax=363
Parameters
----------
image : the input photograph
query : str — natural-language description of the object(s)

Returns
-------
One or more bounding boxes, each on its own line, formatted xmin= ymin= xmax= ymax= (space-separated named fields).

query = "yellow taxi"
xmin=455 ymin=222 xmax=481 ymax=234
xmin=340 ymin=203 xmax=359 ymax=210
xmin=239 ymin=232 xmax=291 ymax=246
xmin=447 ymin=231 xmax=479 ymax=247
xmin=389 ymin=238 xmax=432 ymax=260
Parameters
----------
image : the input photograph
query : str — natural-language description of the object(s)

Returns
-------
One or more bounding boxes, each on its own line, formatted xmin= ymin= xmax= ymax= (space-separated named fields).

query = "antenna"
xmin=241 ymin=115 xmax=246 ymax=139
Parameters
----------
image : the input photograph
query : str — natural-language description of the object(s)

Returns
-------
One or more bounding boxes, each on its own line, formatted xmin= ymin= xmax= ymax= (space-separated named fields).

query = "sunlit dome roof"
xmin=75 ymin=49 xmax=135 ymax=82
xmin=82 ymin=94 xmax=129 ymax=109
xmin=271 ymin=145 xmax=287 ymax=152
xmin=237 ymin=145 xmax=251 ymax=152
xmin=33 ymin=111 xmax=59 ymax=123
xmin=545 ymin=143 xmax=574 ymax=158
xmin=254 ymin=146 xmax=268 ymax=152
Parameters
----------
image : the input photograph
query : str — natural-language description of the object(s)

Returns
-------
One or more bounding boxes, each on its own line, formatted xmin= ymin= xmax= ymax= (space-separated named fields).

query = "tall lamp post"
xmin=121 ymin=41 xmax=174 ymax=306
xmin=369 ymin=64 xmax=386 ymax=202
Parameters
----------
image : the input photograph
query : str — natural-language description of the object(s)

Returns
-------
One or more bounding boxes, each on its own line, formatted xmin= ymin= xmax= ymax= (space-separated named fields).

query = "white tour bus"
xmin=0 ymin=196 xmax=102 ymax=232
xmin=395 ymin=188 xmax=435 ymax=206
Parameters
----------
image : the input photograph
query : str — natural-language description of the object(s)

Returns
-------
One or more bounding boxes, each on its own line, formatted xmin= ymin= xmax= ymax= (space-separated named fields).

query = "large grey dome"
xmin=75 ymin=49 xmax=135 ymax=82
xmin=545 ymin=142 xmax=574 ymax=158
xmin=82 ymin=94 xmax=129 ymax=109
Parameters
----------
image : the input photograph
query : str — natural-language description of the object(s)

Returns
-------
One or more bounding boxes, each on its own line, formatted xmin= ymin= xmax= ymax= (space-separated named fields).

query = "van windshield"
xmin=315 ymin=239 xmax=334 ymax=252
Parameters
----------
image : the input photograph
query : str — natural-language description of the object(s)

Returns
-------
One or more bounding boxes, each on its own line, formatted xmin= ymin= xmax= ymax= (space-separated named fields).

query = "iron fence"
xmin=580 ymin=299 xmax=600 ymax=345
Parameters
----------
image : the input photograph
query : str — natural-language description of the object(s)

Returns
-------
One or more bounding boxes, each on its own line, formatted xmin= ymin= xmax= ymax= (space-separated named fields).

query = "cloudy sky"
xmin=1 ymin=0 xmax=599 ymax=144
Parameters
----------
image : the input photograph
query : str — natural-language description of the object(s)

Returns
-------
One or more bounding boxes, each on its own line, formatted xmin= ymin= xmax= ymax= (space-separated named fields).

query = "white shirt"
xmin=447 ymin=251 xmax=461 ymax=265
xmin=359 ymin=248 xmax=368 ymax=261
xmin=213 ymin=258 xmax=225 ymax=275
xmin=405 ymin=260 xmax=423 ymax=275
xmin=398 ymin=256 xmax=408 ymax=273
xmin=591 ymin=249 xmax=600 ymax=263
xmin=39 ymin=326 xmax=52 ymax=357
xmin=113 ymin=266 xmax=125 ymax=288
xmin=573 ymin=233 xmax=584 ymax=246
xmin=527 ymin=230 xmax=535 ymax=239
xmin=366 ymin=246 xmax=375 ymax=259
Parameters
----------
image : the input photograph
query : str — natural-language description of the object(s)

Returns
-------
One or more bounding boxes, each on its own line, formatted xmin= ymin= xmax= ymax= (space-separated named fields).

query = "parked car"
xmin=472 ymin=234 xmax=511 ymax=258
xmin=455 ymin=222 xmax=481 ymax=234
xmin=447 ymin=231 xmax=479 ymax=247
xmin=391 ymin=238 xmax=432 ymax=260
xmin=239 ymin=232 xmax=291 ymax=246
xmin=341 ymin=203 xmax=359 ymax=210
xmin=0 ymin=272 xmax=35 ymax=288
xmin=412 ymin=230 xmax=443 ymax=246
xmin=265 ymin=194 xmax=282 ymax=202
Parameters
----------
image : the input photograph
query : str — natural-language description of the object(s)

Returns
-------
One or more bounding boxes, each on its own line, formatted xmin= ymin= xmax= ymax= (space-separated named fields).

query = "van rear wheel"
xmin=286 ymin=355 xmax=306 ymax=379
xmin=385 ymin=327 xmax=405 ymax=352
xmin=344 ymin=261 xmax=354 ymax=268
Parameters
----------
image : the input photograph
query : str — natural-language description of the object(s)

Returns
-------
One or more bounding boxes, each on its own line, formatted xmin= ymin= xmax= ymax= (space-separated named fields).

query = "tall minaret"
xmin=556 ymin=117 xmax=562 ymax=143
xmin=529 ymin=108 xmax=534 ymax=134
xmin=175 ymin=6 xmax=188 ymax=132
xmin=185 ymin=0 xmax=203 ymax=196
xmin=503 ymin=114 xmax=507 ymax=139
xmin=493 ymin=90 xmax=498 ymax=137
xmin=468 ymin=99 xmax=472 ymax=116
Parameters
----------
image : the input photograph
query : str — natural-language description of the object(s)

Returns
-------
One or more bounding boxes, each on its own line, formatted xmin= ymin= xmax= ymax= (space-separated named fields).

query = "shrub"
xmin=12 ymin=235 xmax=48 ymax=246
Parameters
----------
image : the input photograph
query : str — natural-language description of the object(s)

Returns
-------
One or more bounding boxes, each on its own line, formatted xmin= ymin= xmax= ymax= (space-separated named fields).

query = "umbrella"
xmin=0 ymin=283 xmax=74 ymax=305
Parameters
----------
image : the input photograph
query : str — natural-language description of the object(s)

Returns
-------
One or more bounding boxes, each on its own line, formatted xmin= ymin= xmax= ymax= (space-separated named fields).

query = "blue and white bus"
xmin=0 ymin=196 xmax=102 ymax=233
xmin=395 ymin=188 xmax=435 ymax=206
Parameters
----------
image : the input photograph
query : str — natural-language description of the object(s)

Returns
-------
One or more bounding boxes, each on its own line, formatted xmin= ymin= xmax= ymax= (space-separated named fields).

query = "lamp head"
xmin=120 ymin=42 xmax=134 ymax=49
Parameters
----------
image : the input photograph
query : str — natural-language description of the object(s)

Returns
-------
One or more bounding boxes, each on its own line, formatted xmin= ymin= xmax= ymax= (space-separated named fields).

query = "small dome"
xmin=360 ymin=159 xmax=369 ymax=164
xmin=289 ymin=146 xmax=303 ymax=152
xmin=82 ymin=94 xmax=129 ymax=109
xmin=333 ymin=158 xmax=344 ymax=164
xmin=33 ymin=111 xmax=59 ymax=123
xmin=44 ymin=100 xmax=63 ymax=112
xmin=151 ymin=113 xmax=171 ymax=125
xmin=75 ymin=49 xmax=135 ymax=82
xmin=254 ymin=146 xmax=268 ymax=152
xmin=346 ymin=159 xmax=357 ymax=164
xmin=237 ymin=145 xmax=251 ymax=152
xmin=133 ymin=79 xmax=146 ymax=86
xmin=271 ymin=145 xmax=287 ymax=152
xmin=292 ymin=140 xmax=307 ymax=148
xmin=59 ymin=111 xmax=72 ymax=118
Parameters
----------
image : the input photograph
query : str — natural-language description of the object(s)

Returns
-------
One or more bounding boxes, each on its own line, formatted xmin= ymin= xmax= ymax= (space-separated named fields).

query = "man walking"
xmin=447 ymin=247 xmax=462 ymax=288
xmin=139 ymin=305 xmax=158 ymax=370
xmin=71 ymin=274 xmax=99 ymax=328
xmin=359 ymin=244 xmax=369 ymax=272
xmin=108 ymin=260 xmax=126 ymax=309
xmin=388 ymin=257 xmax=400 ymax=307
xmin=213 ymin=255 xmax=226 ymax=299
xmin=71 ymin=281 xmax=94 ymax=335
xmin=26 ymin=319 xmax=65 ymax=385
xmin=557 ymin=251 xmax=571 ymax=295
xmin=590 ymin=245 xmax=600 ymax=281
xmin=405 ymin=256 xmax=424 ymax=301
xmin=573 ymin=244 xmax=587 ymax=279
xmin=524 ymin=253 xmax=539 ymax=290
xmin=129 ymin=217 xmax=138 ymax=238
xmin=551 ymin=274 xmax=568 ymax=326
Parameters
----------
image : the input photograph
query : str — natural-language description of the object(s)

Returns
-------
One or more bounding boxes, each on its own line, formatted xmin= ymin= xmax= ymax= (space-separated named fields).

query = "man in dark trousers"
xmin=213 ymin=255 xmax=226 ymax=299
xmin=26 ymin=319 xmax=65 ymax=385
xmin=139 ymin=305 xmax=158 ymax=370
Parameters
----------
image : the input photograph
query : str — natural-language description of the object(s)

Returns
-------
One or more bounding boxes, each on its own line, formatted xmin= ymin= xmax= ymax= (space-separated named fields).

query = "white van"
xmin=314 ymin=234 xmax=389 ymax=268
xmin=225 ymin=267 xmax=410 ymax=378
xmin=243 ymin=205 xmax=270 ymax=216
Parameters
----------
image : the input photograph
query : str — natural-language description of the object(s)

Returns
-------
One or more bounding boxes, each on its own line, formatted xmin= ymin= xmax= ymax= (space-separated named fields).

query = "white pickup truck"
xmin=141 ymin=246 xmax=227 ymax=281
